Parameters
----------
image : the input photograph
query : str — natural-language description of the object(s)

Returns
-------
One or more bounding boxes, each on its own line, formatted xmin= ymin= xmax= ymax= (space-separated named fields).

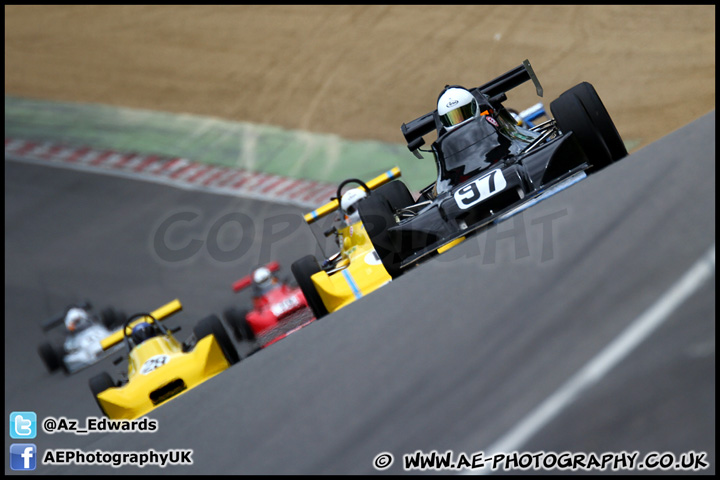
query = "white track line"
xmin=464 ymin=244 xmax=716 ymax=475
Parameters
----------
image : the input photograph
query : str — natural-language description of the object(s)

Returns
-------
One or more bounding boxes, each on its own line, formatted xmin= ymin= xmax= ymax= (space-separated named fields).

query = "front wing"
xmin=311 ymin=251 xmax=392 ymax=313
xmin=96 ymin=335 xmax=231 ymax=420
xmin=398 ymin=167 xmax=588 ymax=269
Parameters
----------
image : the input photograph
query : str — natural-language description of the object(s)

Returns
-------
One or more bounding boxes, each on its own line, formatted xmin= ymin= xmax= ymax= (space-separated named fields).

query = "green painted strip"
xmin=4 ymin=96 xmax=437 ymax=192
xmin=5 ymin=96 xmax=641 ymax=192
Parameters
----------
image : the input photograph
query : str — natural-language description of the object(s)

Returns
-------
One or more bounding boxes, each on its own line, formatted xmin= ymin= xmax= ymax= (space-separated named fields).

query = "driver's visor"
xmin=440 ymin=102 xmax=477 ymax=127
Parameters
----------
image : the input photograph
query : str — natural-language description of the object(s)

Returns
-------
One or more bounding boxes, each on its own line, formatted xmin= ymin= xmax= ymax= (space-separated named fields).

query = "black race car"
xmin=356 ymin=59 xmax=627 ymax=276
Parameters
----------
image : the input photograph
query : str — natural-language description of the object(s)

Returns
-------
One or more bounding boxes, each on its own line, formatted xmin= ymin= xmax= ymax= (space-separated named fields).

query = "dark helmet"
xmin=131 ymin=321 xmax=156 ymax=345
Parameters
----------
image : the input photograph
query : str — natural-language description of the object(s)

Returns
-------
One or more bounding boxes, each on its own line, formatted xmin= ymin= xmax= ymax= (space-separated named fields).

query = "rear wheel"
xmin=356 ymin=194 xmax=403 ymax=278
xmin=560 ymin=82 xmax=627 ymax=162
xmin=291 ymin=255 xmax=329 ymax=319
xmin=89 ymin=372 xmax=115 ymax=417
xmin=101 ymin=307 xmax=127 ymax=330
xmin=551 ymin=92 xmax=611 ymax=173
xmin=38 ymin=342 xmax=63 ymax=373
xmin=193 ymin=315 xmax=240 ymax=365
xmin=223 ymin=307 xmax=256 ymax=342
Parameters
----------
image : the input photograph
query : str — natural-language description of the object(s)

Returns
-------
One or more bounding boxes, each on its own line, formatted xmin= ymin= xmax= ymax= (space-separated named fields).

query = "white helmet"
xmin=64 ymin=307 xmax=90 ymax=332
xmin=253 ymin=267 xmax=272 ymax=288
xmin=437 ymin=87 xmax=478 ymax=131
xmin=340 ymin=188 xmax=368 ymax=225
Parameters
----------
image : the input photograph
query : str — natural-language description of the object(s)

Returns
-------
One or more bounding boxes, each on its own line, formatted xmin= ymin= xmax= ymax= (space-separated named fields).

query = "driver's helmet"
xmin=252 ymin=267 xmax=273 ymax=292
xmin=64 ymin=307 xmax=91 ymax=332
xmin=131 ymin=321 xmax=156 ymax=345
xmin=340 ymin=188 xmax=368 ymax=225
xmin=437 ymin=86 xmax=479 ymax=132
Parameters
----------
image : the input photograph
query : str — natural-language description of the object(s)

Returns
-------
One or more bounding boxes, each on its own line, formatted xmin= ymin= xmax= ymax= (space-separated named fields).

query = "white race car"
xmin=38 ymin=302 xmax=127 ymax=374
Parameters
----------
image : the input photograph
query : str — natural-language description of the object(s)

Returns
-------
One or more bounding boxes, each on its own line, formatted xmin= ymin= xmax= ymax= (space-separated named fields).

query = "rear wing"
xmin=232 ymin=261 xmax=280 ymax=292
xmin=41 ymin=313 xmax=67 ymax=332
xmin=401 ymin=59 xmax=543 ymax=155
xmin=303 ymin=167 xmax=402 ymax=225
xmin=100 ymin=299 xmax=183 ymax=351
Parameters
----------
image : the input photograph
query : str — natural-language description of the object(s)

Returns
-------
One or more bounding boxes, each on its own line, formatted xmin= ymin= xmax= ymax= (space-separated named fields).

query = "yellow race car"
xmin=88 ymin=299 xmax=240 ymax=420
xmin=291 ymin=167 xmax=414 ymax=318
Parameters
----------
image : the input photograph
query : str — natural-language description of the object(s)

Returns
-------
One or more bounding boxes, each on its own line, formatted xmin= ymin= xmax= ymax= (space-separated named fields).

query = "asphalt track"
xmin=4 ymin=111 xmax=715 ymax=475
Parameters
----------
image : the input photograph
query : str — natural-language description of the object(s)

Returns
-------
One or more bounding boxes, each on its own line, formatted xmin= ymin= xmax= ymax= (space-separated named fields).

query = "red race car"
xmin=223 ymin=262 xmax=313 ymax=347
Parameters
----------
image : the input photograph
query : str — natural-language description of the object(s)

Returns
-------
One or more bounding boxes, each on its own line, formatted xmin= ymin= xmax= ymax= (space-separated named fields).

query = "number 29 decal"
xmin=139 ymin=355 xmax=169 ymax=374
xmin=453 ymin=169 xmax=507 ymax=210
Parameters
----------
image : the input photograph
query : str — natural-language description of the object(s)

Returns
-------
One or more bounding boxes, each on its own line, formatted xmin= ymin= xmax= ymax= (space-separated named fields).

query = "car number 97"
xmin=454 ymin=169 xmax=507 ymax=210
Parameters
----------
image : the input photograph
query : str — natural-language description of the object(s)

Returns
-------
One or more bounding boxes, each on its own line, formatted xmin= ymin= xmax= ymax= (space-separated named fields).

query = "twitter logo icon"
xmin=10 ymin=412 xmax=37 ymax=439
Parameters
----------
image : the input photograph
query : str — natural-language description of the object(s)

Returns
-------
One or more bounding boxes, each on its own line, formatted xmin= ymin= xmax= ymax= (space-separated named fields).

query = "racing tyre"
xmin=550 ymin=92 xmax=612 ymax=173
xmin=89 ymin=372 xmax=115 ymax=417
xmin=38 ymin=342 xmax=62 ymax=373
xmin=291 ymin=255 xmax=329 ymax=319
xmin=223 ymin=307 xmax=256 ymax=342
xmin=101 ymin=307 xmax=127 ymax=330
xmin=356 ymin=194 xmax=403 ymax=278
xmin=374 ymin=180 xmax=415 ymax=213
xmin=559 ymin=82 xmax=627 ymax=162
xmin=193 ymin=314 xmax=241 ymax=365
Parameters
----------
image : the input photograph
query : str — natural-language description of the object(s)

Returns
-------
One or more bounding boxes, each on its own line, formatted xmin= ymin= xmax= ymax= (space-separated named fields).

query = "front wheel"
xmin=291 ymin=255 xmax=329 ymax=319
xmin=356 ymin=194 xmax=403 ymax=278
xmin=223 ymin=307 xmax=256 ymax=342
xmin=89 ymin=372 xmax=115 ymax=417
xmin=38 ymin=342 xmax=63 ymax=373
xmin=375 ymin=180 xmax=415 ymax=212
xmin=193 ymin=315 xmax=241 ymax=365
